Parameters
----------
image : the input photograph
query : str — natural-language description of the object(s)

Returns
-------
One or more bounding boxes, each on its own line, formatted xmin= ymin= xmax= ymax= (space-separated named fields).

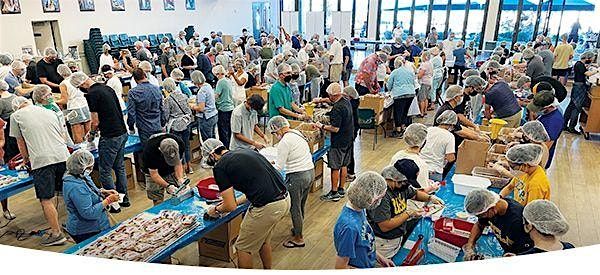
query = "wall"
xmin=367 ymin=0 xmax=378 ymax=39
xmin=0 ymin=0 xmax=279 ymax=57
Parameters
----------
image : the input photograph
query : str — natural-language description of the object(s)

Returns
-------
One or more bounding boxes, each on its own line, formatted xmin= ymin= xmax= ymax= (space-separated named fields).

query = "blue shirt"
xmin=196 ymin=54 xmax=214 ymax=83
xmin=538 ymin=108 xmax=564 ymax=168
xmin=196 ymin=83 xmax=218 ymax=119
xmin=334 ymin=205 xmax=377 ymax=268
xmin=453 ymin=48 xmax=467 ymax=67
xmin=485 ymin=81 xmax=522 ymax=118
xmin=63 ymin=174 xmax=110 ymax=236
xmin=178 ymin=82 xmax=192 ymax=97
xmin=386 ymin=66 xmax=416 ymax=98
xmin=4 ymin=71 xmax=22 ymax=93
xmin=126 ymin=82 xmax=165 ymax=136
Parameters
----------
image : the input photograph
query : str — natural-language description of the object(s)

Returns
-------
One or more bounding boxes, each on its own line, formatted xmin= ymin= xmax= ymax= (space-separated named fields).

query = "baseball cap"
xmin=393 ymin=159 xmax=421 ymax=188
xmin=159 ymin=138 xmax=181 ymax=166
xmin=527 ymin=90 xmax=555 ymax=113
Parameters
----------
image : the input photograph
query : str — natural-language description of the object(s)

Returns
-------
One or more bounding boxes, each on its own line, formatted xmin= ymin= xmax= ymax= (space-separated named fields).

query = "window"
xmin=431 ymin=0 xmax=450 ymax=40
xmin=355 ymin=0 xmax=369 ymax=38
xmin=413 ymin=0 xmax=431 ymax=38
xmin=497 ymin=0 xmax=520 ymax=45
xmin=396 ymin=1 xmax=412 ymax=39
xmin=326 ymin=0 xmax=340 ymax=34
xmin=283 ymin=0 xmax=296 ymax=11
xmin=312 ymin=0 xmax=324 ymax=11
xmin=516 ymin=0 xmax=538 ymax=44
xmin=447 ymin=0 xmax=468 ymax=40
xmin=466 ymin=0 xmax=487 ymax=47
xmin=379 ymin=0 xmax=397 ymax=39
xmin=341 ymin=0 xmax=353 ymax=11
xmin=301 ymin=0 xmax=311 ymax=34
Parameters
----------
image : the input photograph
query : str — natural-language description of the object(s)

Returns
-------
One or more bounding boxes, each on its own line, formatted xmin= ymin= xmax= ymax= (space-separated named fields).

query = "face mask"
xmin=206 ymin=154 xmax=217 ymax=167
xmin=585 ymin=60 xmax=592 ymax=64
xmin=47 ymin=97 xmax=55 ymax=105
xmin=367 ymin=197 xmax=383 ymax=210
xmin=283 ymin=75 xmax=292 ymax=83
xmin=291 ymin=74 xmax=300 ymax=80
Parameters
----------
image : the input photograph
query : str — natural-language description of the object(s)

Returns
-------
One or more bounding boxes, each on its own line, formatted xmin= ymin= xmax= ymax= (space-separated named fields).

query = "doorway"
xmin=31 ymin=20 xmax=63 ymax=56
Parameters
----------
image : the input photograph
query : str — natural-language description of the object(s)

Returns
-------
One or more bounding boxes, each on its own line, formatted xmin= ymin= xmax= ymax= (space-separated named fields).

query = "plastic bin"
xmin=452 ymin=174 xmax=491 ymax=196
xmin=196 ymin=177 xmax=221 ymax=200
xmin=433 ymin=218 xmax=476 ymax=247
xmin=472 ymin=167 xmax=511 ymax=188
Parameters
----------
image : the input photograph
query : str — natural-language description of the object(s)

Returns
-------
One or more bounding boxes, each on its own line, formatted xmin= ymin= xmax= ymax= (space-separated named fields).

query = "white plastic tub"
xmin=452 ymin=174 xmax=492 ymax=196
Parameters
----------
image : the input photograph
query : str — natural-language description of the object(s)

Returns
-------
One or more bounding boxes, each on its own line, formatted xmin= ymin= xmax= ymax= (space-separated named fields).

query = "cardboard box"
xmin=190 ymin=133 xmax=201 ymax=152
xmin=360 ymin=95 xmax=385 ymax=115
xmin=198 ymin=213 xmax=243 ymax=262
xmin=246 ymin=86 xmax=269 ymax=102
xmin=489 ymin=144 xmax=507 ymax=154
xmin=191 ymin=148 xmax=202 ymax=163
xmin=455 ymin=140 xmax=491 ymax=174
xmin=471 ymin=167 xmax=511 ymax=188
xmin=311 ymin=158 xmax=324 ymax=193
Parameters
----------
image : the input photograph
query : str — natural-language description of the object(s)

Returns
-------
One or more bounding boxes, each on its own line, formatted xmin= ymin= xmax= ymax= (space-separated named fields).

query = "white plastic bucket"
xmin=452 ymin=174 xmax=492 ymax=196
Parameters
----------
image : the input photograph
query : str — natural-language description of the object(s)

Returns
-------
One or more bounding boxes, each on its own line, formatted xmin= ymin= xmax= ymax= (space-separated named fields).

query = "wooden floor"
xmin=1 ymin=113 xmax=599 ymax=269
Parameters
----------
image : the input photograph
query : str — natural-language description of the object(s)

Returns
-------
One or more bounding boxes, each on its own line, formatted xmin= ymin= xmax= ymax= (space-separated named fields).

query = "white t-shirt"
xmin=419 ymin=126 xmax=455 ymax=174
xmin=61 ymin=77 xmax=88 ymax=110
xmin=231 ymin=72 xmax=248 ymax=106
xmin=329 ymin=40 xmax=344 ymax=65
xmin=377 ymin=63 xmax=387 ymax=81
xmin=106 ymin=76 xmax=126 ymax=111
xmin=98 ymin=53 xmax=113 ymax=73
xmin=275 ymin=130 xmax=315 ymax=174
xmin=389 ymin=150 xmax=432 ymax=190
xmin=298 ymin=49 xmax=309 ymax=66
xmin=442 ymin=39 xmax=457 ymax=62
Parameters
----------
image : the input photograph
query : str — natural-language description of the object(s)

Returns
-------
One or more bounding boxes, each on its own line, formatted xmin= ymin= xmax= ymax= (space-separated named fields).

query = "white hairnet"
xmin=162 ymin=77 xmax=177 ymax=92
xmin=11 ymin=96 xmax=31 ymax=111
xmin=102 ymin=43 xmax=111 ymax=52
xmin=506 ymin=144 xmax=543 ymax=166
xmin=464 ymin=75 xmax=487 ymax=88
xmin=11 ymin=60 xmax=26 ymax=70
xmin=70 ymin=72 xmax=89 ymax=88
xmin=343 ymin=86 xmax=359 ymax=100
xmin=487 ymin=60 xmax=501 ymax=69
xmin=66 ymin=149 xmax=95 ymax=175
xmin=212 ymin=64 xmax=226 ymax=75
xmin=21 ymin=54 xmax=33 ymax=62
xmin=444 ymin=85 xmax=463 ymax=101
xmin=326 ymin=83 xmax=342 ymax=95
xmin=139 ymin=61 xmax=153 ymax=72
xmin=0 ymin=53 xmax=12 ymax=65
xmin=516 ymin=76 xmax=531 ymax=89
xmin=523 ymin=199 xmax=570 ymax=236
xmin=346 ymin=171 xmax=388 ymax=209
xmin=380 ymin=45 xmax=392 ymax=55
xmin=462 ymin=69 xmax=479 ymax=78
xmin=435 ymin=110 xmax=458 ymax=125
xmin=521 ymin=121 xmax=550 ymax=143
xmin=277 ymin=63 xmax=291 ymax=75
xmin=394 ymin=56 xmax=405 ymax=69
xmin=404 ymin=123 xmax=428 ymax=147
xmin=57 ymin=64 xmax=72 ymax=78
xmin=31 ymin=85 xmax=52 ymax=103
xmin=381 ymin=166 xmax=407 ymax=182
xmin=44 ymin=47 xmax=57 ymax=57
xmin=0 ymin=80 xmax=8 ymax=91
xmin=267 ymin=116 xmax=290 ymax=133
xmin=464 ymin=189 xmax=500 ymax=215
xmin=170 ymin=68 xmax=185 ymax=80
xmin=191 ymin=70 xmax=206 ymax=84
xmin=201 ymin=138 xmax=225 ymax=158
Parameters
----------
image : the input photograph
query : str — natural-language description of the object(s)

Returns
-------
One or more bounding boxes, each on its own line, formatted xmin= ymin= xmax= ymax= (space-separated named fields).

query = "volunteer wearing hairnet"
xmin=463 ymin=189 xmax=533 ymax=259
xmin=142 ymin=133 xmax=187 ymax=205
xmin=390 ymin=123 xmax=439 ymax=192
xmin=162 ymin=77 xmax=194 ymax=174
xmin=483 ymin=67 xmax=523 ymax=128
xmin=334 ymin=171 xmax=394 ymax=268
xmin=520 ymin=199 xmax=574 ymax=255
xmin=170 ymin=68 xmax=193 ymax=97
xmin=510 ymin=120 xmax=551 ymax=167
xmin=490 ymin=144 xmax=550 ymax=206
xmin=267 ymin=116 xmax=315 ymax=249
xmin=564 ymin=51 xmax=598 ymax=135
xmin=202 ymin=138 xmax=290 ymax=269
xmin=515 ymin=75 xmax=532 ymax=107
xmin=366 ymin=164 xmax=443 ymax=259
xmin=63 ymin=150 xmax=117 ymax=243
xmin=36 ymin=47 xmax=64 ymax=93
xmin=420 ymin=110 xmax=457 ymax=181
xmin=526 ymin=90 xmax=563 ymax=169
xmin=344 ymin=86 xmax=360 ymax=180
xmin=464 ymin=75 xmax=488 ymax=124
xmin=130 ymin=60 xmax=160 ymax=89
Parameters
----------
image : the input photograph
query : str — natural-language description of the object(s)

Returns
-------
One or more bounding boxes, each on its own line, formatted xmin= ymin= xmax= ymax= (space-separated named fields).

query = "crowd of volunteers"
xmin=0 ymin=24 xmax=598 ymax=269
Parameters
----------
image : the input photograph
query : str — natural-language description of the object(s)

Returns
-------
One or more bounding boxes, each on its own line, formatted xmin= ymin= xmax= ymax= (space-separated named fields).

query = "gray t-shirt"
xmin=0 ymin=94 xmax=16 ymax=121
xmin=526 ymin=55 xmax=546 ymax=79
xmin=229 ymin=103 xmax=258 ymax=150
xmin=367 ymin=186 xmax=418 ymax=240
xmin=10 ymin=105 xmax=69 ymax=170
xmin=538 ymin=49 xmax=554 ymax=77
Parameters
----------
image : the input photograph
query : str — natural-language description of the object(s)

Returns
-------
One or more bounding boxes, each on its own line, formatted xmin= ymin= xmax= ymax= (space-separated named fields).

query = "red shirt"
xmin=355 ymin=54 xmax=381 ymax=93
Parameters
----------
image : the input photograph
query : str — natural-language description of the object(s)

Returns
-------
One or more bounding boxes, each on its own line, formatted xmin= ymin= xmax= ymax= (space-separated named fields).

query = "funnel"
xmin=489 ymin=118 xmax=508 ymax=140
xmin=303 ymin=103 xmax=315 ymax=118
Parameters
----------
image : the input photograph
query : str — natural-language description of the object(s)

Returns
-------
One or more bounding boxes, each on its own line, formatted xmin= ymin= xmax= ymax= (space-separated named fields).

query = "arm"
xmin=231 ymin=72 xmax=247 ymax=86
xmin=0 ymin=127 xmax=5 ymax=149
xmin=278 ymin=107 xmax=303 ymax=119
xmin=234 ymin=132 xmax=257 ymax=147
xmin=90 ymin=112 xmax=99 ymax=133
xmin=291 ymin=102 xmax=305 ymax=114
xmin=16 ymin=137 xmax=29 ymax=164
xmin=56 ymin=83 xmax=69 ymax=105
xmin=414 ymin=190 xmax=433 ymax=202
xmin=254 ymin=125 xmax=266 ymax=141
xmin=149 ymin=169 xmax=170 ymax=188
xmin=71 ymin=186 xmax=109 ymax=220
xmin=484 ymin=104 xmax=492 ymax=119
xmin=126 ymin=93 xmax=136 ymax=130
xmin=39 ymin=77 xmax=60 ymax=89
xmin=500 ymin=179 xmax=517 ymax=198
xmin=215 ymin=187 xmax=237 ymax=212
xmin=376 ymin=212 xmax=411 ymax=233
xmin=161 ymin=64 xmax=168 ymax=78
xmin=320 ymin=123 xmax=341 ymax=133
xmin=465 ymin=222 xmax=484 ymax=250
xmin=191 ymin=101 xmax=206 ymax=112
xmin=445 ymin=153 xmax=456 ymax=163
xmin=544 ymin=140 xmax=554 ymax=151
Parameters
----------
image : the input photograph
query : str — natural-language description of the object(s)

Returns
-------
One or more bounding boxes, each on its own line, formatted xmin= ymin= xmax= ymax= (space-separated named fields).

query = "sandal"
xmin=3 ymin=210 xmax=16 ymax=220
xmin=283 ymin=240 xmax=306 ymax=248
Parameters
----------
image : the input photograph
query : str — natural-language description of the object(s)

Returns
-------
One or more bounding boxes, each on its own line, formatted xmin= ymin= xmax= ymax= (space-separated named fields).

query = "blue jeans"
xmin=172 ymin=126 xmax=191 ymax=164
xmin=98 ymin=133 xmax=129 ymax=203
xmin=217 ymin=111 xmax=232 ymax=148
xmin=198 ymin=115 xmax=218 ymax=141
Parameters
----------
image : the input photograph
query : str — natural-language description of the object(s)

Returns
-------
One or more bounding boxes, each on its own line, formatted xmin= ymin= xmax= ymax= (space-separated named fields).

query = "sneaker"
xmin=119 ymin=201 xmax=131 ymax=208
xmin=40 ymin=232 xmax=67 ymax=246
xmin=346 ymin=174 xmax=356 ymax=181
xmin=320 ymin=191 xmax=341 ymax=202
xmin=337 ymin=188 xmax=345 ymax=198
xmin=3 ymin=210 xmax=16 ymax=220
xmin=390 ymin=131 xmax=404 ymax=139
xmin=188 ymin=167 xmax=194 ymax=174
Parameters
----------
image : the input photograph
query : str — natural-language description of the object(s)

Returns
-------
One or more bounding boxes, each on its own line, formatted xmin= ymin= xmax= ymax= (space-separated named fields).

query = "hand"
xmin=424 ymin=182 xmax=440 ymax=193
xmin=429 ymin=195 xmax=445 ymax=205
xmin=206 ymin=205 xmax=220 ymax=218
xmin=253 ymin=142 xmax=266 ymax=150
xmin=312 ymin=97 xmax=322 ymax=104
xmin=490 ymin=163 xmax=511 ymax=178
xmin=376 ymin=254 xmax=395 ymax=267
xmin=314 ymin=122 xmax=324 ymax=130
xmin=478 ymin=134 xmax=491 ymax=142
xmin=474 ymin=125 xmax=480 ymax=133
xmin=503 ymin=253 xmax=516 ymax=257
xmin=106 ymin=193 xmax=120 ymax=204
xmin=177 ymin=178 xmax=190 ymax=187
xmin=462 ymin=244 xmax=478 ymax=261
xmin=405 ymin=209 xmax=424 ymax=219
xmin=167 ymin=185 xmax=179 ymax=195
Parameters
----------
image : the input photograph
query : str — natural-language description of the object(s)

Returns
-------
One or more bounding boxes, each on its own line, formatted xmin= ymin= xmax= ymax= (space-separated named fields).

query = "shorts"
xmin=375 ymin=236 xmax=403 ymax=259
xmin=31 ymin=162 xmax=67 ymax=200
xmin=329 ymin=64 xmax=343 ymax=83
xmin=144 ymin=173 xmax=178 ymax=202
xmin=552 ymin=68 xmax=570 ymax=77
xmin=499 ymin=109 xmax=523 ymax=128
xmin=67 ymin=106 xmax=91 ymax=124
xmin=417 ymin=84 xmax=431 ymax=102
xmin=327 ymin=145 xmax=353 ymax=170
xmin=235 ymin=196 xmax=290 ymax=253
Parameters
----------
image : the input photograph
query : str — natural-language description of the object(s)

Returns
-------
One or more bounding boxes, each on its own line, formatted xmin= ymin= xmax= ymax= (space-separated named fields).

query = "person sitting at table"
xmin=519 ymin=199 xmax=574 ymax=255
xmin=142 ymin=133 xmax=187 ymax=206
xmin=268 ymin=64 xmax=307 ymax=120
xmin=267 ymin=116 xmax=315 ymax=249
xmin=230 ymin=95 xmax=268 ymax=151
xmin=490 ymin=144 xmax=550 ymax=206
xmin=509 ymin=120 xmax=550 ymax=168
xmin=333 ymin=171 xmax=394 ymax=269
xmin=463 ymin=189 xmax=534 ymax=259
xmin=366 ymin=165 xmax=443 ymax=259
xmin=202 ymin=139 xmax=290 ymax=269
xmin=71 ymin=72 xmax=131 ymax=210
xmin=63 ymin=149 xmax=118 ymax=243
xmin=419 ymin=110 xmax=457 ymax=182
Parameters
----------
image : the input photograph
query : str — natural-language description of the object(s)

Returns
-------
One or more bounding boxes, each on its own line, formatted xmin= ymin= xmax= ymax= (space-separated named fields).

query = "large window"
xmin=312 ymin=0 xmax=324 ymax=11
xmin=355 ymin=0 xmax=369 ymax=38
xmin=283 ymin=0 xmax=296 ymax=11
xmin=448 ymin=0 xmax=468 ymax=40
xmin=413 ymin=0 xmax=431 ymax=38
xmin=497 ymin=0 xmax=521 ymax=45
xmin=431 ymin=0 xmax=450 ymax=40
xmin=379 ymin=0 xmax=397 ymax=39
xmin=516 ymin=0 xmax=538 ymax=44
xmin=326 ymin=0 xmax=339 ymax=35
xmin=466 ymin=0 xmax=487 ymax=47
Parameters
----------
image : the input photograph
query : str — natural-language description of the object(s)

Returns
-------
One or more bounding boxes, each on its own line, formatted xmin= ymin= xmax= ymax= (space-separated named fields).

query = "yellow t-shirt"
xmin=552 ymin=44 xmax=574 ymax=69
xmin=510 ymin=166 xmax=551 ymax=205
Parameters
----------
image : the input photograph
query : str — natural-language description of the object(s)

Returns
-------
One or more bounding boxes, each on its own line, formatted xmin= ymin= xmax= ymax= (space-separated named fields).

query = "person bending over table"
xmin=142 ymin=133 xmax=187 ymax=206
xmin=334 ymin=172 xmax=395 ymax=268
xmin=367 ymin=165 xmax=444 ymax=259
xmin=483 ymin=72 xmax=523 ymax=128
xmin=419 ymin=110 xmax=457 ymax=182
xmin=463 ymin=189 xmax=534 ymax=259
xmin=268 ymin=63 xmax=308 ymax=120
xmin=519 ymin=199 xmax=574 ymax=255
xmin=203 ymin=139 xmax=290 ymax=269
xmin=230 ymin=95 xmax=268 ymax=151
xmin=63 ymin=150 xmax=118 ymax=243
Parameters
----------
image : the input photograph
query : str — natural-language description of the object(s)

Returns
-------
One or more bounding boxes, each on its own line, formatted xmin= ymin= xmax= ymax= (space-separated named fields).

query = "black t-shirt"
xmin=343 ymin=46 xmax=353 ymax=69
xmin=213 ymin=149 xmax=287 ymax=207
xmin=245 ymin=73 xmax=257 ymax=89
xmin=367 ymin=186 xmax=417 ymax=239
xmin=143 ymin=133 xmax=184 ymax=176
xmin=573 ymin=61 xmax=587 ymax=83
xmin=180 ymin=54 xmax=195 ymax=79
xmin=36 ymin=59 xmax=64 ymax=92
xmin=159 ymin=53 xmax=174 ymax=76
xmin=433 ymin=102 xmax=462 ymax=132
xmin=329 ymin=97 xmax=355 ymax=148
xmin=518 ymin=242 xmax=575 ymax=255
xmin=477 ymin=198 xmax=534 ymax=254
xmin=26 ymin=61 xmax=40 ymax=84
xmin=389 ymin=44 xmax=407 ymax=70
xmin=86 ymin=83 xmax=127 ymax=138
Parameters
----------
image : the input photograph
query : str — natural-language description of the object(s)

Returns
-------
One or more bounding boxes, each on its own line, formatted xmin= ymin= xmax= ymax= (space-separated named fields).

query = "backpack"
xmin=166 ymin=94 xmax=192 ymax=132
